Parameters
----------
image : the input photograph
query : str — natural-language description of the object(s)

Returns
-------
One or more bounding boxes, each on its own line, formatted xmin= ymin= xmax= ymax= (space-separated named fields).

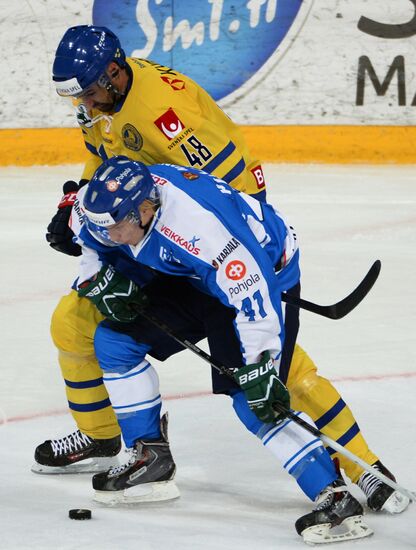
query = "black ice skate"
xmin=32 ymin=430 xmax=121 ymax=474
xmin=357 ymin=460 xmax=410 ymax=514
xmin=295 ymin=476 xmax=373 ymax=544
xmin=92 ymin=413 xmax=180 ymax=504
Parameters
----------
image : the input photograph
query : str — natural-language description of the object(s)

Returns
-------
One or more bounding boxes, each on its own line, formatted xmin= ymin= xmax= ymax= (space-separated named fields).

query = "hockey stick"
xmin=273 ymin=404 xmax=415 ymax=503
xmin=139 ymin=307 xmax=415 ymax=503
xmin=281 ymin=260 xmax=381 ymax=319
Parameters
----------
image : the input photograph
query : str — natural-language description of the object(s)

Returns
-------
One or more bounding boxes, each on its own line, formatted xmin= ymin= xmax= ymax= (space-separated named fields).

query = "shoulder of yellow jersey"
xmin=126 ymin=57 xmax=199 ymax=100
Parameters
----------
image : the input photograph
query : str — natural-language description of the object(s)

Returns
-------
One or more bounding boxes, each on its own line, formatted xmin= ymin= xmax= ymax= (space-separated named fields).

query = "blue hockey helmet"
xmin=52 ymin=25 xmax=126 ymax=97
xmin=83 ymin=156 xmax=159 ymax=246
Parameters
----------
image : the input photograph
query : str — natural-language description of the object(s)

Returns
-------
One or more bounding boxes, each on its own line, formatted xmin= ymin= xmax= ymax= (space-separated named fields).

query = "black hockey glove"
xmin=46 ymin=179 xmax=88 ymax=256
xmin=78 ymin=265 xmax=148 ymax=323
xmin=234 ymin=351 xmax=290 ymax=423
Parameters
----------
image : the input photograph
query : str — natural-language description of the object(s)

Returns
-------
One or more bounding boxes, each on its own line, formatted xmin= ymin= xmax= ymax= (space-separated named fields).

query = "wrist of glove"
xmin=46 ymin=179 xmax=88 ymax=257
xmin=77 ymin=265 xmax=148 ymax=323
xmin=234 ymin=351 xmax=290 ymax=423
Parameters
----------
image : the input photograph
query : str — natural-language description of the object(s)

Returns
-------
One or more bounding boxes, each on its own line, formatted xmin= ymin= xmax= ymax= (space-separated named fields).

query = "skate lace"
xmin=358 ymin=465 xmax=383 ymax=498
xmin=314 ymin=485 xmax=347 ymax=511
xmin=108 ymin=447 xmax=139 ymax=476
xmin=51 ymin=431 xmax=92 ymax=456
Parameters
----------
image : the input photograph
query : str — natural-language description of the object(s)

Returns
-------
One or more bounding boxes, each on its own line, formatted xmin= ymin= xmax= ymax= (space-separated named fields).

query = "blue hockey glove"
xmin=234 ymin=351 xmax=290 ymax=423
xmin=78 ymin=265 xmax=147 ymax=322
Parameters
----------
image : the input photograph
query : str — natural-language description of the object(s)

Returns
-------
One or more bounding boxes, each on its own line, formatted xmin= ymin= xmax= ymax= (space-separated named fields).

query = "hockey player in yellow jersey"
xmin=75 ymin=57 xmax=263 ymax=196
xmin=36 ymin=25 xmax=408 ymax=515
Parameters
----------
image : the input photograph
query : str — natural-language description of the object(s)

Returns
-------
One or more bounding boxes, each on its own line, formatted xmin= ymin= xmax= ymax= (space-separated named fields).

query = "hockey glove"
xmin=77 ymin=265 xmax=148 ymax=323
xmin=234 ymin=351 xmax=290 ymax=423
xmin=46 ymin=179 xmax=87 ymax=256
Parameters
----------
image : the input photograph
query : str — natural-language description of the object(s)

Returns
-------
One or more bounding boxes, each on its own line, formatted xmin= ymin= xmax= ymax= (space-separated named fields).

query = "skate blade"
xmin=301 ymin=515 xmax=374 ymax=545
xmin=31 ymin=456 xmax=119 ymax=475
xmin=93 ymin=480 xmax=180 ymax=505
xmin=381 ymin=491 xmax=410 ymax=514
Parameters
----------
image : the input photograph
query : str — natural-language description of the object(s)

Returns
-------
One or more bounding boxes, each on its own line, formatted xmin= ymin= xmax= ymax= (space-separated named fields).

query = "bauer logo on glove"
xmin=234 ymin=351 xmax=290 ymax=423
xmin=236 ymin=355 xmax=274 ymax=385
xmin=78 ymin=264 xmax=148 ymax=323
xmin=83 ymin=266 xmax=116 ymax=297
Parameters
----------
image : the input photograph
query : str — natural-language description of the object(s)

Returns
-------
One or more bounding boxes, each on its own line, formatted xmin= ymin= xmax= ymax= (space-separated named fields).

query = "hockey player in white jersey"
xmin=37 ymin=26 xmax=408 ymax=522
xmin=74 ymin=156 xmax=376 ymax=543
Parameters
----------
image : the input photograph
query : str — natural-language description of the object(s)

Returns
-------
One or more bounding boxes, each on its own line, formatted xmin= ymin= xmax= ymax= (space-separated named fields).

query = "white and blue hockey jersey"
xmin=78 ymin=164 xmax=300 ymax=367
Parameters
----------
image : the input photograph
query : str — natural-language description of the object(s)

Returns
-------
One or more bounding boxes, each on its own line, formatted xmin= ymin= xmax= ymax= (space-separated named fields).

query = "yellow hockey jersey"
xmin=78 ymin=58 xmax=266 ymax=195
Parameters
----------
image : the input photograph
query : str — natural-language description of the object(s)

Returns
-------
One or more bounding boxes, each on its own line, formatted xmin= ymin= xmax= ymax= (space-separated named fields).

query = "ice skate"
xmin=357 ymin=460 xmax=410 ymax=514
xmin=92 ymin=413 xmax=179 ymax=505
xmin=295 ymin=476 xmax=373 ymax=544
xmin=32 ymin=430 xmax=121 ymax=474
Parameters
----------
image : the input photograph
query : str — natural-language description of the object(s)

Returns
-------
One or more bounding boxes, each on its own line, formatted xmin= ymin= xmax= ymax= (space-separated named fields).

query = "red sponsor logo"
xmin=154 ymin=108 xmax=185 ymax=140
xmin=151 ymin=174 xmax=169 ymax=186
xmin=161 ymin=76 xmax=186 ymax=91
xmin=58 ymin=192 xmax=77 ymax=208
xmin=106 ymin=179 xmax=120 ymax=192
xmin=160 ymin=225 xmax=200 ymax=255
xmin=225 ymin=260 xmax=247 ymax=281
xmin=251 ymin=165 xmax=266 ymax=189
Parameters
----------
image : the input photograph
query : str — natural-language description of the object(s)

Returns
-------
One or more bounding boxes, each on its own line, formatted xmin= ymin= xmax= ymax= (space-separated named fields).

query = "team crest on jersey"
xmin=182 ymin=171 xmax=199 ymax=181
xmin=161 ymin=76 xmax=186 ymax=91
xmin=122 ymin=123 xmax=143 ymax=151
xmin=106 ymin=179 xmax=120 ymax=192
xmin=225 ymin=260 xmax=247 ymax=281
xmin=154 ymin=108 xmax=185 ymax=140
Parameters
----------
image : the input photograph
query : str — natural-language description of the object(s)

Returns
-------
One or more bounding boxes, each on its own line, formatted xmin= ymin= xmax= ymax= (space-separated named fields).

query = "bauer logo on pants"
xmin=92 ymin=0 xmax=313 ymax=102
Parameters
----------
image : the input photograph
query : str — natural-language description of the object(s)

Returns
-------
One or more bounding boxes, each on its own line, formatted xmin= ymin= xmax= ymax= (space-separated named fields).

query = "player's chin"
xmin=95 ymin=102 xmax=115 ymax=112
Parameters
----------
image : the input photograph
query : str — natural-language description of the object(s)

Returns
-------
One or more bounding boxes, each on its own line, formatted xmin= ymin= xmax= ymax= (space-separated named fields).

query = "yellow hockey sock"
xmin=287 ymin=344 xmax=378 ymax=482
xmin=51 ymin=290 xmax=120 ymax=440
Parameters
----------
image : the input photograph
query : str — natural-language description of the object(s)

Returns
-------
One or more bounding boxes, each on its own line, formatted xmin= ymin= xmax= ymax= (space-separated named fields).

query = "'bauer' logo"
xmin=238 ymin=358 xmax=275 ymax=385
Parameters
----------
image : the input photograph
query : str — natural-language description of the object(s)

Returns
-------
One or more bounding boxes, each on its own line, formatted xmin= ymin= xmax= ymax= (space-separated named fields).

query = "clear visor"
xmin=86 ymin=210 xmax=141 ymax=247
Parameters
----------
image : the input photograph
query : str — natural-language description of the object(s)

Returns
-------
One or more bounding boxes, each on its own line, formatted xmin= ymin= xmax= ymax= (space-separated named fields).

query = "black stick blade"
xmin=282 ymin=260 xmax=381 ymax=320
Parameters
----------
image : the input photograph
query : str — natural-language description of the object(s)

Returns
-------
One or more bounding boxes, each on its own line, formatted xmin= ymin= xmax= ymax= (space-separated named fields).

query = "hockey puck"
xmin=68 ymin=509 xmax=92 ymax=520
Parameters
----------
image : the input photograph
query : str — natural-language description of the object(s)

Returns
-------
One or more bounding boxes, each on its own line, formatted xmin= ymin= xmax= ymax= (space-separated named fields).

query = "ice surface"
xmin=0 ymin=163 xmax=415 ymax=549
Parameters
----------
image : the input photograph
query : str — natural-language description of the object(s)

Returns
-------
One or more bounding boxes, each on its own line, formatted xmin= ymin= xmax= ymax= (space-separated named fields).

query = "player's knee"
xmin=50 ymin=298 xmax=69 ymax=346
xmin=286 ymin=345 xmax=319 ymax=396
xmin=50 ymin=292 xmax=82 ymax=351
xmin=290 ymin=370 xmax=322 ymax=403
xmin=51 ymin=291 xmax=99 ymax=353
xmin=94 ymin=324 xmax=151 ymax=373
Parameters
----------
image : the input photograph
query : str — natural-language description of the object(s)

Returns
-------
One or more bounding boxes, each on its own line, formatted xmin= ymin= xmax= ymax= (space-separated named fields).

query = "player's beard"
xmin=94 ymin=100 xmax=115 ymax=112
xmin=94 ymin=90 xmax=118 ymax=113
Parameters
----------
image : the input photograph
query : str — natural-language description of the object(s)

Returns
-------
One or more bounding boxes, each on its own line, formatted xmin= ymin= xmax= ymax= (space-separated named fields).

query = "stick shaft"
xmin=275 ymin=406 xmax=415 ymax=502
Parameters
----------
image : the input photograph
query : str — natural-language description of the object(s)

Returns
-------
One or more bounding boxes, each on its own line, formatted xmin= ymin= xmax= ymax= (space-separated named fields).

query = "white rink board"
xmin=0 ymin=163 xmax=415 ymax=549
xmin=1 ymin=0 xmax=416 ymax=128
